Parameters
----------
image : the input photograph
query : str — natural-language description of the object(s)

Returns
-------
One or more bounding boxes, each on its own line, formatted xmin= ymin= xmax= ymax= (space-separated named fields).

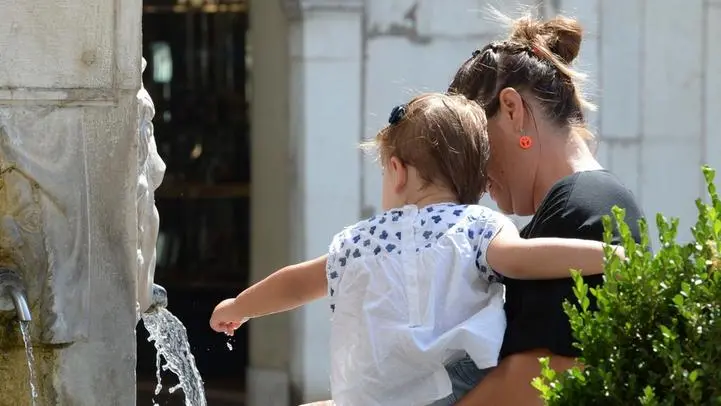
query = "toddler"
xmin=209 ymin=93 xmax=621 ymax=406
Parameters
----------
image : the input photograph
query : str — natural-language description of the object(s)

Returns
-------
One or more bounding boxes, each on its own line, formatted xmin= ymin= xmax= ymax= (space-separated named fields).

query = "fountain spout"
xmin=145 ymin=283 xmax=168 ymax=313
xmin=0 ymin=268 xmax=32 ymax=322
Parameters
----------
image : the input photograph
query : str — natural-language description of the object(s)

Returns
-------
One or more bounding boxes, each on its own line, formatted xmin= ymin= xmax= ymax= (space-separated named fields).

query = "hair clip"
xmin=388 ymin=104 xmax=407 ymax=125
xmin=472 ymin=49 xmax=481 ymax=57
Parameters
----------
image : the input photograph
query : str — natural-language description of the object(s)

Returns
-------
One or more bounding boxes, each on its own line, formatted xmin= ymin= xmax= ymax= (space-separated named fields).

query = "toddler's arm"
xmin=209 ymin=255 xmax=328 ymax=333
xmin=486 ymin=222 xmax=623 ymax=280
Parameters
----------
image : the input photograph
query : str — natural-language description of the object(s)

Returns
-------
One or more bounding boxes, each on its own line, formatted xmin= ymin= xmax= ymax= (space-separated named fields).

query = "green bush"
xmin=533 ymin=165 xmax=721 ymax=406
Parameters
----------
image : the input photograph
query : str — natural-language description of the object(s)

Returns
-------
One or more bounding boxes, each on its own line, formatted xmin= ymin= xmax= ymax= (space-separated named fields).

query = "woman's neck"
xmin=532 ymin=130 xmax=602 ymax=211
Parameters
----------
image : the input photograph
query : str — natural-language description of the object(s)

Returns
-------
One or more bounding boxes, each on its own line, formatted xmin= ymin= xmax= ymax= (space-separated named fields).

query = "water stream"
xmin=142 ymin=307 xmax=207 ymax=406
xmin=19 ymin=321 xmax=39 ymax=406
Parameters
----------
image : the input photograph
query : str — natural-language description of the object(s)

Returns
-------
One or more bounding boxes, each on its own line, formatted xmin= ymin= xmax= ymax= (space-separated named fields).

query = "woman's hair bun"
xmin=508 ymin=15 xmax=583 ymax=64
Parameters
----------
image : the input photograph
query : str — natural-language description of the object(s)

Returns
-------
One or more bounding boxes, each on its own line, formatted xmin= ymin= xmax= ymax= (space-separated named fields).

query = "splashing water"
xmin=19 ymin=321 xmax=39 ymax=406
xmin=142 ymin=308 xmax=206 ymax=406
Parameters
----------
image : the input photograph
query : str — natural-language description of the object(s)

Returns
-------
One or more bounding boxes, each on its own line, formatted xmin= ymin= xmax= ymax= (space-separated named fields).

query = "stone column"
xmin=285 ymin=0 xmax=364 ymax=402
xmin=246 ymin=1 xmax=364 ymax=404
xmin=596 ymin=0 xmax=644 ymax=195
xmin=246 ymin=1 xmax=294 ymax=405
xmin=704 ymin=0 xmax=721 ymax=188
xmin=0 ymin=0 xmax=143 ymax=404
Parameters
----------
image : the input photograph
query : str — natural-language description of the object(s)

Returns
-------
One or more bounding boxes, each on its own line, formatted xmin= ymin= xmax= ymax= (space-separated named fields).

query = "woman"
xmin=447 ymin=13 xmax=644 ymax=406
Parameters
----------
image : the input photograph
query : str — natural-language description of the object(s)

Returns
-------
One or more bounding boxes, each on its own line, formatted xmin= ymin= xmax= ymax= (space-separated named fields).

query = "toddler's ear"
xmin=388 ymin=156 xmax=407 ymax=192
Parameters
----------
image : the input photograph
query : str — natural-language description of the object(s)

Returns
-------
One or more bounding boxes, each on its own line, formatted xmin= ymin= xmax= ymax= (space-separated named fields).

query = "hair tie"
xmin=472 ymin=49 xmax=481 ymax=57
xmin=530 ymin=45 xmax=542 ymax=58
xmin=388 ymin=104 xmax=407 ymax=125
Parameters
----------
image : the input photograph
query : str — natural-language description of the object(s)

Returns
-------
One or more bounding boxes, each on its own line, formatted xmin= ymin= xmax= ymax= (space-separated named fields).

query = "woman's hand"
xmin=209 ymin=298 xmax=249 ymax=336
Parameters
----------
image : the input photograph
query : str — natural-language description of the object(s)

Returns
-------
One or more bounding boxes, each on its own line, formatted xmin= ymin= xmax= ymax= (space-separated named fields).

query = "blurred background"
xmin=135 ymin=0 xmax=721 ymax=404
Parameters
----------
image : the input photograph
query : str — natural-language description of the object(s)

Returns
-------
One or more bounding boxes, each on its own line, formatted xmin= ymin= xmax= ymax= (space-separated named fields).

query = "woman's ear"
xmin=498 ymin=87 xmax=526 ymax=131
xmin=388 ymin=156 xmax=407 ymax=192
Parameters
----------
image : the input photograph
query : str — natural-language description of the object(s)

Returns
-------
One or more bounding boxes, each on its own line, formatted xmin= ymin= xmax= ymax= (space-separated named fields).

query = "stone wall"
xmin=0 ymin=0 xmax=143 ymax=404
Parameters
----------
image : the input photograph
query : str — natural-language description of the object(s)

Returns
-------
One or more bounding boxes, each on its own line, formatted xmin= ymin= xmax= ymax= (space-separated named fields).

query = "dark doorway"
xmin=137 ymin=1 xmax=251 ymax=404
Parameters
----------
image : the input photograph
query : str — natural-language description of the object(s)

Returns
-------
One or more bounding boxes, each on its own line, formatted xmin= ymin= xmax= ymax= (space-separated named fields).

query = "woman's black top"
xmin=499 ymin=170 xmax=644 ymax=359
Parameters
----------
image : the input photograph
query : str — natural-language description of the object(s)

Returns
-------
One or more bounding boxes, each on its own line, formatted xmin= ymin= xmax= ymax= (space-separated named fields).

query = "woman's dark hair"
xmin=448 ymin=13 xmax=594 ymax=130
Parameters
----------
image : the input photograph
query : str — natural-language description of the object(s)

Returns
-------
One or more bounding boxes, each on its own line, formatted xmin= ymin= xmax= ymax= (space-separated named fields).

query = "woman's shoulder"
xmin=537 ymin=170 xmax=639 ymax=212
xmin=527 ymin=169 xmax=644 ymax=240
xmin=567 ymin=170 xmax=641 ymax=214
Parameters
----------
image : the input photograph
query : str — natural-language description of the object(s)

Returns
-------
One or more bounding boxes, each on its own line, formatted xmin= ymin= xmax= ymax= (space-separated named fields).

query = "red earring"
xmin=519 ymin=134 xmax=533 ymax=149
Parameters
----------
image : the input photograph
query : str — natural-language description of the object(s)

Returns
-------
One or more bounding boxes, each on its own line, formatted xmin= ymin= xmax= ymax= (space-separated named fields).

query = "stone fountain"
xmin=0 ymin=0 xmax=169 ymax=404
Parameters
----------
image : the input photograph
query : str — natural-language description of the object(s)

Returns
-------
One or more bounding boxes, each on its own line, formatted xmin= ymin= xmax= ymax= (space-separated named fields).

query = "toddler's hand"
xmin=210 ymin=298 xmax=248 ymax=336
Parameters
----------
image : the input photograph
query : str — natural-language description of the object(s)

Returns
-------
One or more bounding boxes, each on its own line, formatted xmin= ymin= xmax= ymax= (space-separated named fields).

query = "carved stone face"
xmin=136 ymin=57 xmax=167 ymax=314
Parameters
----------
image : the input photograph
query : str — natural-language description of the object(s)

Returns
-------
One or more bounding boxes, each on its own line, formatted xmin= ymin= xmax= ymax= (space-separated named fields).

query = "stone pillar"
xmin=0 ymin=0 xmax=143 ymax=404
xmin=285 ymin=0 xmax=364 ymax=402
xmin=596 ymin=0 xmax=643 ymax=196
xmin=638 ymin=0 xmax=704 ymax=242
xmin=246 ymin=1 xmax=294 ymax=405
xmin=246 ymin=1 xmax=364 ymax=404
xmin=704 ymin=0 xmax=721 ymax=185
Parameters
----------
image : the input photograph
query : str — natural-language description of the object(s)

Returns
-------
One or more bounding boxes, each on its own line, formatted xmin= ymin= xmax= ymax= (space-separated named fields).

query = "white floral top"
xmin=326 ymin=203 xmax=510 ymax=406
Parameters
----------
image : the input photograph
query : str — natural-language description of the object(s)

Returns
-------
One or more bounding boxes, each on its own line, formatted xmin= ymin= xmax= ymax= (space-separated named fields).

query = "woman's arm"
xmin=486 ymin=225 xmax=623 ymax=280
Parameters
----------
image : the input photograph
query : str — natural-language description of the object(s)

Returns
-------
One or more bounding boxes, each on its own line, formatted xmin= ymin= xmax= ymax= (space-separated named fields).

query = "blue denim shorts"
xmin=429 ymin=355 xmax=493 ymax=405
